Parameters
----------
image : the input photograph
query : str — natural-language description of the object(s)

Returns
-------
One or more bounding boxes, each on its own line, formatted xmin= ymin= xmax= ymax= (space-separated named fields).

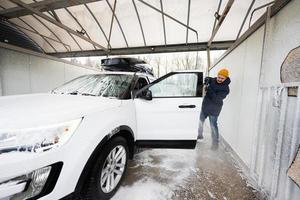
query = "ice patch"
xmin=112 ymin=178 xmax=172 ymax=200
xmin=208 ymin=190 xmax=216 ymax=199
xmin=112 ymin=148 xmax=197 ymax=200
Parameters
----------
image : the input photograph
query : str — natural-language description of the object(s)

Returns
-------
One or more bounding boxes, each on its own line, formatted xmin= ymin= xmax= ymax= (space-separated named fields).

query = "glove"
xmin=204 ymin=77 xmax=210 ymax=85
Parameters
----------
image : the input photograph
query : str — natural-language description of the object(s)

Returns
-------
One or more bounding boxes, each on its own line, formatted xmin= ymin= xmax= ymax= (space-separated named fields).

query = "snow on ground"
xmin=112 ymin=148 xmax=198 ymax=200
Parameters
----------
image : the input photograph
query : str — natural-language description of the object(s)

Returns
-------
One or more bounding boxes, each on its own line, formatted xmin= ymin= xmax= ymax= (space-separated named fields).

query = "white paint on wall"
xmin=0 ymin=48 xmax=31 ymax=95
xmin=29 ymin=56 xmax=65 ymax=93
xmin=0 ymin=48 xmax=97 ymax=96
xmin=261 ymin=0 xmax=300 ymax=86
xmin=211 ymin=27 xmax=265 ymax=166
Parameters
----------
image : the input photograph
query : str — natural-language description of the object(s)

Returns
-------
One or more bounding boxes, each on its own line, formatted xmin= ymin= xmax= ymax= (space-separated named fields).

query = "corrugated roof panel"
xmin=163 ymin=0 xmax=188 ymax=24
xmin=0 ymin=19 xmax=43 ymax=52
xmin=20 ymin=0 xmax=35 ymax=3
xmin=41 ymin=12 xmax=81 ymax=52
xmin=188 ymin=1 xmax=220 ymax=42
xmin=164 ymin=17 xmax=189 ymax=44
xmin=0 ymin=0 xmax=274 ymax=54
xmin=239 ymin=0 xmax=268 ymax=36
xmin=0 ymin=0 xmax=18 ymax=9
xmin=72 ymin=34 xmax=95 ymax=51
xmin=215 ymin=0 xmax=269 ymax=41
xmin=113 ymin=0 xmax=145 ymax=47
xmin=21 ymin=29 xmax=55 ymax=53
xmin=19 ymin=15 xmax=56 ymax=40
xmin=33 ymin=15 xmax=70 ymax=52
xmin=67 ymin=4 xmax=108 ymax=49
xmin=9 ymin=17 xmax=53 ymax=52
xmin=134 ymin=0 xmax=165 ymax=46
xmin=54 ymin=8 xmax=95 ymax=50
xmin=9 ymin=17 xmax=35 ymax=31
xmin=55 ymin=8 xmax=82 ymax=32
xmin=163 ymin=0 xmax=191 ymax=44
xmin=86 ymin=0 xmax=112 ymax=47
xmin=106 ymin=0 xmax=128 ymax=48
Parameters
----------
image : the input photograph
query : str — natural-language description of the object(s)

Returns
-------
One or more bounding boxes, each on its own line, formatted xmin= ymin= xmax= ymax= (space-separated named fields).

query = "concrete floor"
xmin=112 ymin=135 xmax=266 ymax=200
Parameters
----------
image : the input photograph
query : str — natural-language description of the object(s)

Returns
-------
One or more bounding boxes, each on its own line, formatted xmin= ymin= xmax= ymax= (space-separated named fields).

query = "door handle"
xmin=178 ymin=105 xmax=196 ymax=108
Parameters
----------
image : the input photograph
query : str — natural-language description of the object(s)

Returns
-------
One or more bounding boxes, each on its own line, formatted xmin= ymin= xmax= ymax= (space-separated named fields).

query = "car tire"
xmin=82 ymin=136 xmax=129 ymax=200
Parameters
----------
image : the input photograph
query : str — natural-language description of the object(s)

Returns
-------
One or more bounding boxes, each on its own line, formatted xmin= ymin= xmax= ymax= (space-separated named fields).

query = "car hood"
xmin=0 ymin=93 xmax=122 ymax=129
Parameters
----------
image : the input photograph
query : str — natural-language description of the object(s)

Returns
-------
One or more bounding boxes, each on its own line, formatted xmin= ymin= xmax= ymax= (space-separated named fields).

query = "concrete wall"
xmin=211 ymin=0 xmax=300 ymax=199
xmin=0 ymin=46 xmax=97 ymax=96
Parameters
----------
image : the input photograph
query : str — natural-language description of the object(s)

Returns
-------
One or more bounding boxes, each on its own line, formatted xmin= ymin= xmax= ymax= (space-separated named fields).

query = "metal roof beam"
xmin=10 ymin=21 xmax=70 ymax=49
xmin=16 ymin=18 xmax=57 ymax=52
xmin=236 ymin=0 xmax=255 ymax=40
xmin=160 ymin=0 xmax=167 ymax=46
xmin=64 ymin=7 xmax=96 ymax=50
xmin=132 ymin=0 xmax=146 ymax=46
xmin=46 ymin=9 xmax=83 ymax=51
xmin=186 ymin=0 xmax=191 ymax=44
xmin=0 ymin=0 xmax=100 ymax=19
xmin=137 ymin=0 xmax=198 ymax=34
xmin=211 ymin=0 xmax=291 ymax=70
xmin=208 ymin=0 xmax=235 ymax=47
xmin=9 ymin=0 xmax=108 ymax=52
xmin=32 ymin=14 xmax=70 ymax=51
xmin=48 ymin=40 xmax=235 ymax=58
xmin=210 ymin=0 xmax=222 ymax=38
xmin=106 ymin=0 xmax=129 ymax=48
xmin=84 ymin=4 xmax=110 ymax=49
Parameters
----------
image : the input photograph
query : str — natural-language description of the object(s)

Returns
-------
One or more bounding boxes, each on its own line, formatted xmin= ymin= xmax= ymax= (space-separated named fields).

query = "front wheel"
xmin=83 ymin=137 xmax=129 ymax=200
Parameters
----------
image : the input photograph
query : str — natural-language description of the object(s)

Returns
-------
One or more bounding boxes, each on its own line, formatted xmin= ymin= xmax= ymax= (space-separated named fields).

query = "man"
xmin=198 ymin=68 xmax=231 ymax=149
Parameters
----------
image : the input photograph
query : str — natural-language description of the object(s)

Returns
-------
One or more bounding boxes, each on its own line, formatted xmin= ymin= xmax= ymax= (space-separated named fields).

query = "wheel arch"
xmin=74 ymin=125 xmax=135 ymax=195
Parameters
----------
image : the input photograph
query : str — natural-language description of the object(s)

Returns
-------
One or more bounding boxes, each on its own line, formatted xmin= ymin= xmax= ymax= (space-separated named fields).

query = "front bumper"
xmin=0 ymin=181 xmax=27 ymax=199
xmin=0 ymin=162 xmax=62 ymax=200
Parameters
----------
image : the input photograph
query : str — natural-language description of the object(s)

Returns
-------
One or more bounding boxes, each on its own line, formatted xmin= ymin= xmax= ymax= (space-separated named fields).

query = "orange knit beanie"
xmin=218 ymin=68 xmax=229 ymax=77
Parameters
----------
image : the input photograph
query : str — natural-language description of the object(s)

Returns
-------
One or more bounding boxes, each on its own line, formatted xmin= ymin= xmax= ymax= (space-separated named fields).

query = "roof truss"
xmin=48 ymin=40 xmax=235 ymax=58
xmin=0 ymin=0 xmax=100 ymax=19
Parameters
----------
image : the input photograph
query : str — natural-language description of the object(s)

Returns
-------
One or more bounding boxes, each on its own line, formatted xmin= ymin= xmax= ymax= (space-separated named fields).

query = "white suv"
xmin=0 ymin=70 xmax=203 ymax=200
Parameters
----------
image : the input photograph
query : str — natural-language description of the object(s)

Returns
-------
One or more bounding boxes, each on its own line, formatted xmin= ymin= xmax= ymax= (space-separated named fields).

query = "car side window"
xmin=134 ymin=78 xmax=148 ymax=90
xmin=149 ymin=73 xmax=200 ymax=97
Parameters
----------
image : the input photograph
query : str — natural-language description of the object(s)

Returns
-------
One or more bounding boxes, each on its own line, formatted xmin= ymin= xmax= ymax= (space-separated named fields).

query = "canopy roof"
xmin=0 ymin=0 xmax=269 ymax=57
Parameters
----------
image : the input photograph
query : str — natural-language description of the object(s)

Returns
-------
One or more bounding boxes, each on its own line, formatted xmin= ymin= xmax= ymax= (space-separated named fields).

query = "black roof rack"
xmin=101 ymin=57 xmax=154 ymax=76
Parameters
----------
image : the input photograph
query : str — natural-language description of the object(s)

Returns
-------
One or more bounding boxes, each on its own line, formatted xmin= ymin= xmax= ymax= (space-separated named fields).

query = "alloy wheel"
xmin=100 ymin=145 xmax=127 ymax=193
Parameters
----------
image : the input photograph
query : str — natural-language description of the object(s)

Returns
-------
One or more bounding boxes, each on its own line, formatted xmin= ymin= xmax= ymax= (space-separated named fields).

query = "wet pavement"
xmin=112 ymin=133 xmax=266 ymax=200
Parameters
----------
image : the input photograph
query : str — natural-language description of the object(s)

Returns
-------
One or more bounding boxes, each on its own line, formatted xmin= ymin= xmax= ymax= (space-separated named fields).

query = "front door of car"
xmin=134 ymin=72 xmax=203 ymax=149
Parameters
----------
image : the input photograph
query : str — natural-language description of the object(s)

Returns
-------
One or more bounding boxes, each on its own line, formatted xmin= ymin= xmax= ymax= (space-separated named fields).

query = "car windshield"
xmin=53 ymin=74 xmax=133 ymax=98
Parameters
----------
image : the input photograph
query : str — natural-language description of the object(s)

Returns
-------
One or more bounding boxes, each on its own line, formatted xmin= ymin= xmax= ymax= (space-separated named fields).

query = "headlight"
xmin=0 ymin=118 xmax=82 ymax=154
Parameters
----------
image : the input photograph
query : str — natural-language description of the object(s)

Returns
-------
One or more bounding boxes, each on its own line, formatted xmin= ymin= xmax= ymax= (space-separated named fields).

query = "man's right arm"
xmin=204 ymin=77 xmax=212 ymax=85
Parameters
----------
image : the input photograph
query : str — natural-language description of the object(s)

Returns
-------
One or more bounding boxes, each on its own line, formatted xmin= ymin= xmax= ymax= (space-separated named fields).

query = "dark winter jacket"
xmin=201 ymin=77 xmax=231 ymax=116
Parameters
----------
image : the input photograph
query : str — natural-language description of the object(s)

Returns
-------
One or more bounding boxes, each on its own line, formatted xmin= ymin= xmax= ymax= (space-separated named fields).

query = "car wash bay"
xmin=115 ymin=133 xmax=266 ymax=200
xmin=0 ymin=0 xmax=300 ymax=199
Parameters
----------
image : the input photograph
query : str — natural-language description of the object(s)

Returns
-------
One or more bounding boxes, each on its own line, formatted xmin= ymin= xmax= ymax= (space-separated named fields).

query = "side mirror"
xmin=136 ymin=89 xmax=152 ymax=100
xmin=144 ymin=90 xmax=153 ymax=100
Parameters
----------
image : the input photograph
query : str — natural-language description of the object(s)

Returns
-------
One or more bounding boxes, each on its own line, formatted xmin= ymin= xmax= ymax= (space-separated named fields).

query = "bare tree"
xmin=181 ymin=53 xmax=195 ymax=70
xmin=138 ymin=55 xmax=153 ymax=64
xmin=173 ymin=56 xmax=182 ymax=71
xmin=153 ymin=56 xmax=162 ymax=77
xmin=70 ymin=57 xmax=81 ymax=65
xmin=196 ymin=55 xmax=204 ymax=71
xmin=85 ymin=57 xmax=93 ymax=68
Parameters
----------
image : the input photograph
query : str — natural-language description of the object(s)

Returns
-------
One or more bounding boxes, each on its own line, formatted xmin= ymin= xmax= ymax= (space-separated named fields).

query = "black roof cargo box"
xmin=101 ymin=57 xmax=153 ymax=76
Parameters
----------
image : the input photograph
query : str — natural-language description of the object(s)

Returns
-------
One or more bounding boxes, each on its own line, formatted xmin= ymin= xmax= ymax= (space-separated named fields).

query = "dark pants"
xmin=197 ymin=111 xmax=219 ymax=144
